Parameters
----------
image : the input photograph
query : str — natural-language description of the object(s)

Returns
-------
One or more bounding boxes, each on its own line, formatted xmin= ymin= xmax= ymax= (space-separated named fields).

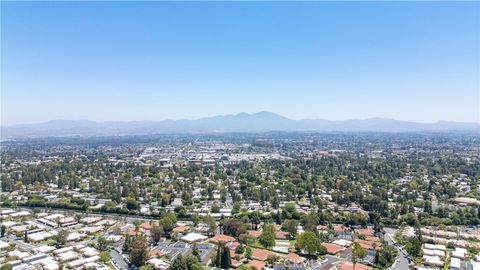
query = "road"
xmin=225 ymin=194 xmax=233 ymax=209
xmin=111 ymin=249 xmax=135 ymax=270
xmin=5 ymin=235 xmax=35 ymax=251
xmin=384 ymin=228 xmax=410 ymax=270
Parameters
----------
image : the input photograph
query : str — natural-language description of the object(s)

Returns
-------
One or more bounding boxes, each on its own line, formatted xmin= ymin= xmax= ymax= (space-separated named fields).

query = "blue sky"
xmin=1 ymin=1 xmax=479 ymax=125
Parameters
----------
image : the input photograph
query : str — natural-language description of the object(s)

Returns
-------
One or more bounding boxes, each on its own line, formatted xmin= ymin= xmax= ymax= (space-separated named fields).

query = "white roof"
xmin=10 ymin=211 xmax=31 ymax=218
xmin=148 ymin=258 xmax=170 ymax=269
xmin=28 ymin=231 xmax=56 ymax=242
xmin=80 ymin=246 xmax=100 ymax=257
xmin=450 ymin=257 xmax=461 ymax=268
xmin=67 ymin=255 xmax=100 ymax=268
xmin=1 ymin=221 xmax=17 ymax=227
xmin=107 ymin=235 xmax=123 ymax=242
xmin=32 ymin=245 xmax=56 ymax=254
xmin=57 ymin=251 xmax=79 ymax=262
xmin=39 ymin=257 xmax=59 ymax=270
xmin=80 ymin=226 xmax=103 ymax=234
xmin=423 ymin=255 xmax=444 ymax=267
xmin=8 ymin=249 xmax=30 ymax=259
xmin=181 ymin=232 xmax=208 ymax=243
xmin=0 ymin=240 xmax=9 ymax=250
xmin=80 ymin=217 xmax=103 ymax=224
xmin=54 ymin=246 xmax=74 ymax=255
xmin=1 ymin=209 xmax=15 ymax=215
xmin=423 ymin=248 xmax=445 ymax=257
xmin=333 ymin=239 xmax=352 ymax=247
xmin=424 ymin=243 xmax=446 ymax=251
xmin=66 ymin=232 xmax=87 ymax=241
xmin=452 ymin=247 xmax=468 ymax=258
xmin=44 ymin=214 xmax=64 ymax=221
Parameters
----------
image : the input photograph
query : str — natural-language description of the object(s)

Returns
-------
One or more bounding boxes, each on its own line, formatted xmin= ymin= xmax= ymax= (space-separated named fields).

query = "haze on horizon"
xmin=1 ymin=1 xmax=479 ymax=125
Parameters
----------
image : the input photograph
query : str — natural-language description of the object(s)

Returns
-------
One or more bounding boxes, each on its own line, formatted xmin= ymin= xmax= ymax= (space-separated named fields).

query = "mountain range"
xmin=1 ymin=111 xmax=479 ymax=138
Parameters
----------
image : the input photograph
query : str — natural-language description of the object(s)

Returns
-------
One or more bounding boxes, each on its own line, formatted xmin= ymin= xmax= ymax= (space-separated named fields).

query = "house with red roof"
xmin=209 ymin=234 xmax=236 ymax=244
xmin=247 ymin=259 xmax=266 ymax=270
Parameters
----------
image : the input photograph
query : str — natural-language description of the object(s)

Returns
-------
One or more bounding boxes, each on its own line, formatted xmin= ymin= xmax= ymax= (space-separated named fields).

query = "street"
xmin=111 ymin=249 xmax=135 ymax=270
xmin=384 ymin=228 xmax=410 ymax=270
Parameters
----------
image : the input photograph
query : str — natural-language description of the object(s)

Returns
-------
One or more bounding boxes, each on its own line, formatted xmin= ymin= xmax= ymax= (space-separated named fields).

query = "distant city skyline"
xmin=2 ymin=1 xmax=479 ymax=125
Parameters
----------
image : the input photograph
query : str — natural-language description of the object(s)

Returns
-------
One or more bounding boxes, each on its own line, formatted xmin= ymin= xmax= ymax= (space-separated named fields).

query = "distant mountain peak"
xmin=252 ymin=111 xmax=288 ymax=118
xmin=1 ymin=112 xmax=479 ymax=138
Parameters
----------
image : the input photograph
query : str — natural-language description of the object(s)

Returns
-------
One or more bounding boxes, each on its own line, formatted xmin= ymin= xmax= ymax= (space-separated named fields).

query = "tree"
xmin=1 ymin=225 xmax=6 ymax=237
xmin=54 ymin=229 xmax=68 ymax=247
xmin=171 ymin=254 xmax=202 ymax=270
xmin=274 ymin=211 xmax=282 ymax=224
xmin=220 ymin=246 xmax=231 ymax=269
xmin=192 ymin=213 xmax=201 ymax=226
xmin=352 ymin=242 xmax=367 ymax=270
xmin=99 ymin=250 xmax=111 ymax=263
xmin=24 ymin=229 xmax=28 ymax=243
xmin=97 ymin=236 xmax=111 ymax=251
xmin=232 ymin=202 xmax=241 ymax=214
xmin=235 ymin=244 xmax=245 ymax=254
xmin=126 ymin=197 xmax=140 ymax=211
xmin=192 ymin=243 xmax=201 ymax=261
xmin=405 ymin=236 xmax=423 ymax=258
xmin=214 ymin=245 xmax=222 ymax=267
xmin=211 ymin=203 xmax=220 ymax=213
xmin=259 ymin=224 xmax=276 ymax=248
xmin=424 ymin=200 xmax=433 ymax=214
xmin=303 ymin=212 xmax=319 ymax=232
xmin=150 ymin=224 xmax=164 ymax=243
xmin=375 ymin=244 xmax=398 ymax=268
xmin=296 ymin=231 xmax=324 ymax=255
xmin=128 ymin=235 xmax=149 ymax=267
xmin=139 ymin=265 xmax=155 ymax=270
xmin=222 ymin=219 xmax=246 ymax=238
xmin=282 ymin=220 xmax=298 ymax=238
xmin=159 ymin=214 xmax=177 ymax=234
xmin=1 ymin=264 xmax=13 ymax=270
xmin=203 ymin=215 xmax=217 ymax=236
xmin=123 ymin=235 xmax=133 ymax=253
xmin=172 ymin=254 xmax=187 ymax=270
xmin=237 ymin=266 xmax=256 ymax=270
xmin=245 ymin=246 xmax=252 ymax=259
xmin=249 ymin=211 xmax=261 ymax=230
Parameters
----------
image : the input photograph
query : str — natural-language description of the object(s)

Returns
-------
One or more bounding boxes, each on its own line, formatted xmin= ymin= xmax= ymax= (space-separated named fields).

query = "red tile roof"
xmin=248 ymin=230 xmax=262 ymax=238
xmin=285 ymin=253 xmax=305 ymax=264
xmin=355 ymin=228 xmax=374 ymax=237
xmin=247 ymin=260 xmax=266 ymax=270
xmin=148 ymin=249 xmax=163 ymax=258
xmin=322 ymin=243 xmax=346 ymax=254
xmin=139 ymin=221 xmax=159 ymax=230
xmin=231 ymin=259 xmax=243 ymax=268
xmin=356 ymin=239 xmax=382 ymax=250
xmin=275 ymin=231 xmax=290 ymax=239
xmin=251 ymin=248 xmax=275 ymax=261
xmin=338 ymin=261 xmax=373 ymax=270
xmin=172 ymin=225 xmax=190 ymax=233
xmin=209 ymin=234 xmax=236 ymax=244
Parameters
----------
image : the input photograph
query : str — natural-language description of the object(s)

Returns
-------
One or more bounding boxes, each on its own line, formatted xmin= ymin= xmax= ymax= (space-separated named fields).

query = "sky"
xmin=1 ymin=1 xmax=479 ymax=125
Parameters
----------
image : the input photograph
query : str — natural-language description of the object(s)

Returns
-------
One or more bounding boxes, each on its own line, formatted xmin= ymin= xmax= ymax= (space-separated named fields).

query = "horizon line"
xmin=2 ymin=111 xmax=480 ymax=126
